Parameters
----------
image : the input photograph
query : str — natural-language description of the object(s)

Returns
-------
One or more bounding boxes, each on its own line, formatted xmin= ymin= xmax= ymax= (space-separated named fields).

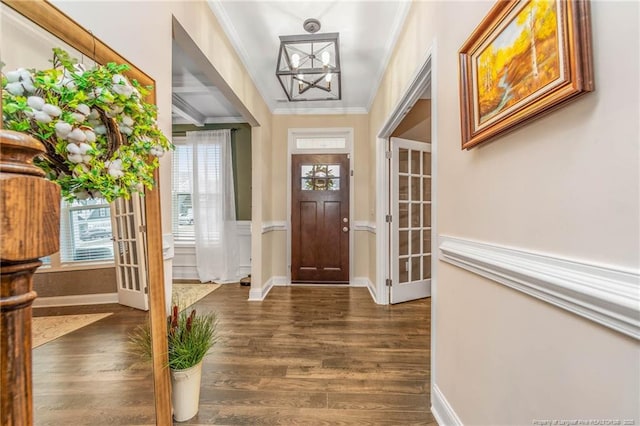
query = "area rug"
xmin=32 ymin=313 xmax=113 ymax=348
xmin=172 ymin=283 xmax=221 ymax=311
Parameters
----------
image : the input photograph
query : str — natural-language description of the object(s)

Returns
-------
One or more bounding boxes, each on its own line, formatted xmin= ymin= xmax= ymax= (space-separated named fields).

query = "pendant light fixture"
xmin=276 ymin=18 xmax=341 ymax=101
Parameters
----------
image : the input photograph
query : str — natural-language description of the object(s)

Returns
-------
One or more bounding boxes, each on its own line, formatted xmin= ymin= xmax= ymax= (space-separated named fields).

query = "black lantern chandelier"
xmin=276 ymin=18 xmax=341 ymax=102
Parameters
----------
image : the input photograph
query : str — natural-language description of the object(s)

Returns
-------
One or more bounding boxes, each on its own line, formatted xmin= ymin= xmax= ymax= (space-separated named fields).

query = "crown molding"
xmin=273 ymin=106 xmax=368 ymax=115
xmin=206 ymin=0 xmax=275 ymax=112
xmin=366 ymin=0 xmax=413 ymax=110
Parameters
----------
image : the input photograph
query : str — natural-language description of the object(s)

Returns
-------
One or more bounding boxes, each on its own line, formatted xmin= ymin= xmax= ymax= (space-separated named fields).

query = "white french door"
xmin=110 ymin=193 xmax=149 ymax=310
xmin=390 ymin=137 xmax=432 ymax=304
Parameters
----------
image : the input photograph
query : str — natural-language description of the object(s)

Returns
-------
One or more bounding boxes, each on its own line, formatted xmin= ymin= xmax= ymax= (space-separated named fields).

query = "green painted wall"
xmin=172 ymin=123 xmax=252 ymax=220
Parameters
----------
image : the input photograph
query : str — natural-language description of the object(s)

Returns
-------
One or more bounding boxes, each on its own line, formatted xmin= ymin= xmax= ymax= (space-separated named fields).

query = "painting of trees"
xmin=476 ymin=0 xmax=560 ymax=124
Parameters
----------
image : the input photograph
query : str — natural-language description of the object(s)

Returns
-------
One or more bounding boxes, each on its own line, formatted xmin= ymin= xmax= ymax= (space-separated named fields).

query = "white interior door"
xmin=110 ymin=193 xmax=149 ymax=310
xmin=391 ymin=137 xmax=432 ymax=304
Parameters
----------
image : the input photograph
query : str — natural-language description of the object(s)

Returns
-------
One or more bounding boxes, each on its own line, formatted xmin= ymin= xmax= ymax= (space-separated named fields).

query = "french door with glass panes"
xmin=110 ymin=193 xmax=149 ymax=310
xmin=391 ymin=137 xmax=432 ymax=303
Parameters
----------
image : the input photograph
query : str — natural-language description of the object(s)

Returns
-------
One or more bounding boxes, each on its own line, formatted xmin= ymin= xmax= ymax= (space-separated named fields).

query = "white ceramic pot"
xmin=170 ymin=361 xmax=203 ymax=422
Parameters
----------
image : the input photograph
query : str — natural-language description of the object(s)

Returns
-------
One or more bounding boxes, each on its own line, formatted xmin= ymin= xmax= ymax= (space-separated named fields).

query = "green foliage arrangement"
xmin=130 ymin=305 xmax=218 ymax=371
xmin=1 ymin=48 xmax=172 ymax=202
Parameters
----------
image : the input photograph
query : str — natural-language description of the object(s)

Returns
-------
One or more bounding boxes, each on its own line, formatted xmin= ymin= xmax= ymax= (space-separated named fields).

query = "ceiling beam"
xmin=171 ymin=93 xmax=205 ymax=127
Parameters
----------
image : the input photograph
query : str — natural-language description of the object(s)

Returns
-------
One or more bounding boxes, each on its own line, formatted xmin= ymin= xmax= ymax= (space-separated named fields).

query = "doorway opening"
xmin=376 ymin=52 xmax=434 ymax=305
xmin=287 ymin=128 xmax=354 ymax=285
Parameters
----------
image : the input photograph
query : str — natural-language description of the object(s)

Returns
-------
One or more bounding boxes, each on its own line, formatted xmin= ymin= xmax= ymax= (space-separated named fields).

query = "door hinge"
xmin=386 ymin=278 xmax=392 ymax=287
xmin=350 ymin=169 xmax=354 ymax=177
xmin=385 ymin=214 xmax=392 ymax=223
xmin=144 ymin=286 xmax=149 ymax=294
xmin=139 ymin=225 xmax=146 ymax=233
xmin=385 ymin=151 xmax=392 ymax=159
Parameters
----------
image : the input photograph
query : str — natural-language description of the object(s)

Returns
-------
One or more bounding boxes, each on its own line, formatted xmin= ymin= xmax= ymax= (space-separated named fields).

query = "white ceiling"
xmin=172 ymin=0 xmax=411 ymax=124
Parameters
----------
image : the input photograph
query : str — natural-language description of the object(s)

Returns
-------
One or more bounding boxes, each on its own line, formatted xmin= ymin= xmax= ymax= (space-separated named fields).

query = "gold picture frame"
xmin=459 ymin=0 xmax=594 ymax=149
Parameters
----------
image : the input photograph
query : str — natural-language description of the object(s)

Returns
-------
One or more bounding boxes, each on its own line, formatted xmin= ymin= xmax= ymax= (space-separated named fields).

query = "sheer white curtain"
xmin=187 ymin=129 xmax=239 ymax=283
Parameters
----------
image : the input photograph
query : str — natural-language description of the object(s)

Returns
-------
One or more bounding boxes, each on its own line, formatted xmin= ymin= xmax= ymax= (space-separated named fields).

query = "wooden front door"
xmin=292 ymin=154 xmax=349 ymax=283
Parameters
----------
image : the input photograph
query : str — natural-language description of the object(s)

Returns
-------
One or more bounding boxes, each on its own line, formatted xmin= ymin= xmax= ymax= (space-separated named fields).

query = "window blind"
xmin=172 ymin=143 xmax=195 ymax=241
xmin=59 ymin=198 xmax=114 ymax=262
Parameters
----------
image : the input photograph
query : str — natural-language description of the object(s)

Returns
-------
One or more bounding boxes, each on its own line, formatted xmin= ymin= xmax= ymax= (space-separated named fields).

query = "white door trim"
xmin=286 ymin=128 xmax=355 ymax=285
xmin=376 ymin=45 xmax=435 ymax=305
xmin=375 ymin=39 xmax=438 ymax=404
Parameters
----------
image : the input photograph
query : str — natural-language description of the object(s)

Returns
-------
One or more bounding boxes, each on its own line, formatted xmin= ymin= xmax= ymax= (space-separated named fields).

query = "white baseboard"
xmin=439 ymin=235 xmax=640 ymax=340
xmin=352 ymin=276 xmax=377 ymax=302
xmin=351 ymin=277 xmax=369 ymax=287
xmin=248 ymin=276 xmax=288 ymax=301
xmin=33 ymin=292 xmax=119 ymax=308
xmin=273 ymin=276 xmax=289 ymax=286
xmin=432 ymin=383 xmax=463 ymax=426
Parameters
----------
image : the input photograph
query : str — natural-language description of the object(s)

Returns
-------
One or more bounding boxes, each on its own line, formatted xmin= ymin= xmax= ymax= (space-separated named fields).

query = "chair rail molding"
xmin=352 ymin=221 xmax=376 ymax=233
xmin=439 ymin=235 xmax=640 ymax=340
xmin=261 ymin=221 xmax=287 ymax=233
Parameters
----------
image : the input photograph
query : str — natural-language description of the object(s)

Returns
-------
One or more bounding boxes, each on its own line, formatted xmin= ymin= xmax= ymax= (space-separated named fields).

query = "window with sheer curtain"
xmin=172 ymin=130 xmax=239 ymax=283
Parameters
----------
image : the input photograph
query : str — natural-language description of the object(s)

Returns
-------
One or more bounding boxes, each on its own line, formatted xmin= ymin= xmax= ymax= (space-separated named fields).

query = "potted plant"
xmin=1 ymin=48 xmax=172 ymax=202
xmin=130 ymin=305 xmax=218 ymax=422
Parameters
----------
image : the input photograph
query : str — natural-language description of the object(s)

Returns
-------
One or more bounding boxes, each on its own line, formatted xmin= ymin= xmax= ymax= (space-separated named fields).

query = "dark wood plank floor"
xmin=32 ymin=285 xmax=433 ymax=425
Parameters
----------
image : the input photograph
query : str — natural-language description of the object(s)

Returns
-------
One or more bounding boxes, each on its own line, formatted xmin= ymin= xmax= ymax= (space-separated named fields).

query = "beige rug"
xmin=32 ymin=313 xmax=113 ymax=348
xmin=172 ymin=283 xmax=221 ymax=311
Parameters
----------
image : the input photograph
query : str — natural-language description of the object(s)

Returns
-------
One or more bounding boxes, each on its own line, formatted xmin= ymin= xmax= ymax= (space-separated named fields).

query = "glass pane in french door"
xmin=397 ymin=146 xmax=432 ymax=284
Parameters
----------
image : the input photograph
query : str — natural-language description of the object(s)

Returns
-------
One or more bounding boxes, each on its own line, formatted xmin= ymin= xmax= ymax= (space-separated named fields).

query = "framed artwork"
xmin=459 ymin=0 xmax=594 ymax=149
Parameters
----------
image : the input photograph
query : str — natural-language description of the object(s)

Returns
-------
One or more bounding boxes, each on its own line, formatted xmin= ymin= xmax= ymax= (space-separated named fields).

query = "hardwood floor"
xmin=32 ymin=285 xmax=433 ymax=425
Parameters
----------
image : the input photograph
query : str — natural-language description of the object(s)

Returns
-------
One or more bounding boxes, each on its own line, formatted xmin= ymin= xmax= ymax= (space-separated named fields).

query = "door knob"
xmin=342 ymin=226 xmax=349 ymax=232
xmin=343 ymin=217 xmax=348 ymax=223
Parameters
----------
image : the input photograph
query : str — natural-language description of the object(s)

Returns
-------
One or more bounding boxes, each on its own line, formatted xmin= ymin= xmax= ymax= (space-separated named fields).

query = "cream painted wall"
xmin=391 ymin=99 xmax=431 ymax=143
xmin=370 ymin=0 xmax=640 ymax=424
xmin=51 ymin=0 xmax=273 ymax=290
xmin=270 ymin=114 xmax=370 ymax=281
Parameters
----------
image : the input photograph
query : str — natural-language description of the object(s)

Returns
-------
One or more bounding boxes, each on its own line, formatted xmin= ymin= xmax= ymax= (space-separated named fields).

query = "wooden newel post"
xmin=0 ymin=130 xmax=60 ymax=426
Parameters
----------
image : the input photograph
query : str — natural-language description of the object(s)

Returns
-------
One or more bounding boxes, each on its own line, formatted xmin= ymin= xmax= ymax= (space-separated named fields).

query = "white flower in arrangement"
xmin=106 ymin=159 xmax=125 ymax=178
xmin=27 ymin=96 xmax=45 ymax=110
xmin=67 ymin=128 xmax=87 ymax=143
xmin=93 ymin=125 xmax=107 ymax=135
xmin=5 ymin=82 xmax=25 ymax=96
xmin=42 ymin=104 xmax=62 ymax=117
xmin=104 ymin=104 xmax=124 ymax=118
xmin=4 ymin=70 xmax=22 ymax=83
xmin=112 ymin=74 xmax=134 ymax=98
xmin=78 ymin=142 xmax=92 ymax=155
xmin=120 ymin=115 xmax=134 ymax=127
xmin=55 ymin=121 xmax=73 ymax=138
xmin=149 ymin=145 xmax=165 ymax=157
xmin=84 ymin=129 xmax=97 ymax=143
xmin=87 ymin=108 xmax=100 ymax=120
xmin=33 ymin=111 xmax=52 ymax=123
xmin=76 ymin=104 xmax=91 ymax=116
xmin=67 ymin=153 xmax=83 ymax=164
xmin=65 ymin=143 xmax=80 ymax=154
xmin=71 ymin=112 xmax=86 ymax=123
